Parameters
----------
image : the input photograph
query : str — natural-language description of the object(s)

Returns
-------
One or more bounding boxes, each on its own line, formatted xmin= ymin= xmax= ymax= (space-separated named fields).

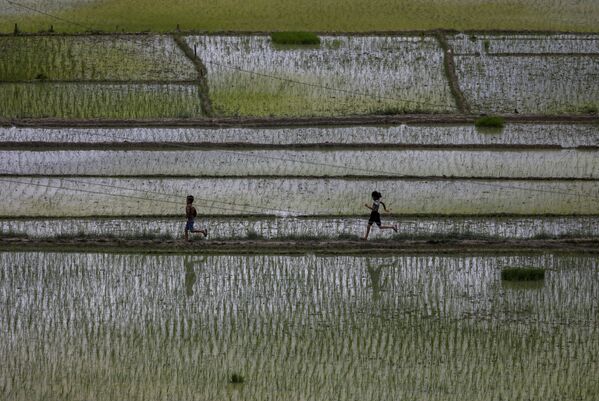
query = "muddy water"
xmin=1 ymin=251 xmax=597 ymax=401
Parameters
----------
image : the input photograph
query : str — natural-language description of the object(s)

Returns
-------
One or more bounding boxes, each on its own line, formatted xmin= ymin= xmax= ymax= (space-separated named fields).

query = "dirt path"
xmin=2 ymin=237 xmax=598 ymax=255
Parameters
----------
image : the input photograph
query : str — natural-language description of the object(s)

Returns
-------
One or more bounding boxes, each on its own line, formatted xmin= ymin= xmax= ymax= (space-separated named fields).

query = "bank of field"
xmin=1 ymin=252 xmax=598 ymax=401
xmin=1 ymin=0 xmax=599 ymax=32
xmin=450 ymin=34 xmax=599 ymax=114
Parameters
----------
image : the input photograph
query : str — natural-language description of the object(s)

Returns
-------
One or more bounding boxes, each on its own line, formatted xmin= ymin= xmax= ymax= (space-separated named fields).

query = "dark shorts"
xmin=368 ymin=211 xmax=381 ymax=226
xmin=185 ymin=220 xmax=194 ymax=231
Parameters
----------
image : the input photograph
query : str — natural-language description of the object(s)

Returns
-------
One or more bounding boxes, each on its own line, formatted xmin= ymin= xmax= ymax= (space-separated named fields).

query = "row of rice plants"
xmin=2 ymin=124 xmax=598 ymax=147
xmin=0 ymin=35 xmax=197 ymax=81
xmin=1 ymin=177 xmax=598 ymax=216
xmin=185 ymin=35 xmax=457 ymax=116
xmin=451 ymin=33 xmax=599 ymax=55
xmin=1 ymin=252 xmax=597 ymax=400
xmin=3 ymin=215 xmax=599 ymax=240
xmin=3 ymin=148 xmax=598 ymax=178
xmin=0 ymin=83 xmax=204 ymax=118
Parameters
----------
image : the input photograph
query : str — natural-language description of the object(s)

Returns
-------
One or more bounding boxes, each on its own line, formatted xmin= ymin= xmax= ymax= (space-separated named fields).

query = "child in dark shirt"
xmin=362 ymin=191 xmax=398 ymax=240
xmin=185 ymin=195 xmax=208 ymax=241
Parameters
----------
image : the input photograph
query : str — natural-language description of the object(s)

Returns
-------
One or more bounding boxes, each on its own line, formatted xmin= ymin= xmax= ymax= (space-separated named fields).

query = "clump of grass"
xmin=579 ymin=104 xmax=598 ymax=114
xmin=475 ymin=116 xmax=505 ymax=128
xmin=501 ymin=267 xmax=545 ymax=282
xmin=245 ymin=230 xmax=265 ymax=240
xmin=271 ymin=32 xmax=320 ymax=45
xmin=337 ymin=233 xmax=361 ymax=240
xmin=34 ymin=73 xmax=48 ymax=81
xmin=230 ymin=373 xmax=245 ymax=384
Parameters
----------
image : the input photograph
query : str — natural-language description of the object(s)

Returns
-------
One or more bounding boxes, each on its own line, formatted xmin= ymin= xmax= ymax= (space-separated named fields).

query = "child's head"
xmin=186 ymin=195 xmax=194 ymax=204
xmin=371 ymin=191 xmax=381 ymax=200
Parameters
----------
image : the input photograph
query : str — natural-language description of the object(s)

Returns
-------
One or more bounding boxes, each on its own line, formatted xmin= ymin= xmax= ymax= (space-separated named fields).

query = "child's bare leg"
xmin=362 ymin=224 xmax=372 ymax=240
xmin=191 ymin=228 xmax=208 ymax=237
xmin=380 ymin=224 xmax=398 ymax=233
xmin=184 ymin=229 xmax=190 ymax=241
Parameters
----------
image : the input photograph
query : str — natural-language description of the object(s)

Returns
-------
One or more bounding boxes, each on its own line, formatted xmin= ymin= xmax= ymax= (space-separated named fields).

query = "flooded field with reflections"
xmin=1 ymin=251 xmax=598 ymax=401
xmin=3 ymin=216 xmax=599 ymax=240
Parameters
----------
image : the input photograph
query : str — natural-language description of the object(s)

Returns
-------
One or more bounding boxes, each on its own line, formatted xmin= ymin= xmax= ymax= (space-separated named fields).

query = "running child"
xmin=184 ymin=195 xmax=207 ymax=241
xmin=362 ymin=191 xmax=398 ymax=240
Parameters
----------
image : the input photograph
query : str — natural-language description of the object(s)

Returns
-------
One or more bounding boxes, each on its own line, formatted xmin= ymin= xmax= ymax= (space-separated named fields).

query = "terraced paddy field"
xmin=1 ymin=251 xmax=598 ymax=400
xmin=1 ymin=33 xmax=598 ymax=118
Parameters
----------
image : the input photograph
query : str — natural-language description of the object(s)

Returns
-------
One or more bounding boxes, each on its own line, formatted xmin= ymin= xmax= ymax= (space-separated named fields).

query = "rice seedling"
xmin=271 ymin=32 xmax=320 ymax=45
xmin=501 ymin=267 xmax=545 ymax=281
xmin=185 ymin=35 xmax=456 ymax=116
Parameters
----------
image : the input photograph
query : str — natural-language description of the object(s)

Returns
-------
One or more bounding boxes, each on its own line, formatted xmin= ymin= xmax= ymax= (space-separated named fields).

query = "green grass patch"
xmin=270 ymin=32 xmax=320 ymax=45
xmin=501 ymin=267 xmax=545 ymax=282
xmin=475 ymin=116 xmax=505 ymax=128
xmin=3 ymin=1 xmax=599 ymax=33
xmin=230 ymin=373 xmax=245 ymax=384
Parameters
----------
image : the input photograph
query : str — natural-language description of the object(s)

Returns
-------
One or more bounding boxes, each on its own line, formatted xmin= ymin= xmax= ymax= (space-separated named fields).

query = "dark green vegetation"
xmin=230 ymin=373 xmax=245 ymax=384
xmin=271 ymin=32 xmax=320 ymax=45
xmin=475 ymin=116 xmax=506 ymax=128
xmin=501 ymin=267 xmax=545 ymax=281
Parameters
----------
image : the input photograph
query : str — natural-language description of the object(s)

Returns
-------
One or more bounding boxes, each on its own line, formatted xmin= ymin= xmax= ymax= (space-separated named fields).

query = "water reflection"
xmin=183 ymin=256 xmax=205 ymax=297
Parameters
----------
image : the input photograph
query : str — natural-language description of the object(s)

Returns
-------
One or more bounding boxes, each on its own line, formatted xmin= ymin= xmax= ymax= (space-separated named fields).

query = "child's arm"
xmin=364 ymin=203 xmax=373 ymax=210
xmin=380 ymin=201 xmax=390 ymax=212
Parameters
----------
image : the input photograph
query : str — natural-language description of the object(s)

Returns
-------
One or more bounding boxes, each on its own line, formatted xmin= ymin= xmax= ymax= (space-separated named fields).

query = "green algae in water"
xmin=501 ymin=267 xmax=545 ymax=281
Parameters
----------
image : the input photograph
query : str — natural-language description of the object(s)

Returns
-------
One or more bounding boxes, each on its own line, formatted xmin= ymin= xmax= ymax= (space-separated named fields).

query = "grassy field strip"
xmin=186 ymin=35 xmax=457 ymax=116
xmin=0 ymin=82 xmax=204 ymax=118
xmin=2 ymin=0 xmax=599 ymax=32
xmin=1 ymin=124 xmax=598 ymax=147
xmin=3 ymin=216 xmax=599 ymax=240
xmin=1 ymin=252 xmax=598 ymax=400
xmin=449 ymin=34 xmax=599 ymax=114
xmin=3 ymin=149 xmax=599 ymax=178
xmin=0 ymin=35 xmax=197 ymax=81
xmin=1 ymin=177 xmax=598 ymax=216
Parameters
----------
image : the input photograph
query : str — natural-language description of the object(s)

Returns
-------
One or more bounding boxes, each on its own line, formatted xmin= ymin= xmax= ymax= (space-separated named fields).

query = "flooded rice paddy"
xmin=3 ymin=216 xmax=599 ymax=240
xmin=186 ymin=35 xmax=456 ymax=116
xmin=0 ymin=83 xmax=204 ymax=119
xmin=1 ymin=251 xmax=598 ymax=400
xmin=0 ymin=35 xmax=196 ymax=81
xmin=449 ymin=34 xmax=599 ymax=114
xmin=2 ymin=124 xmax=598 ymax=147
xmin=3 ymin=148 xmax=599 ymax=178
xmin=1 ymin=176 xmax=598 ymax=216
